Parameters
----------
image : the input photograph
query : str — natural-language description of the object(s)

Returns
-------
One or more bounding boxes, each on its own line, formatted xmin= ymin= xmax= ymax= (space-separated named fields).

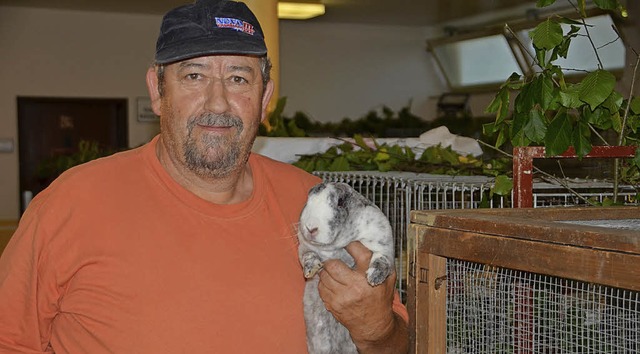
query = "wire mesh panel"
xmin=532 ymin=180 xmax=640 ymax=208
xmin=446 ymin=259 xmax=640 ymax=354
xmin=409 ymin=207 xmax=640 ymax=354
xmin=315 ymin=171 xmax=640 ymax=304
xmin=315 ymin=172 xmax=503 ymax=299
xmin=315 ymin=172 xmax=413 ymax=298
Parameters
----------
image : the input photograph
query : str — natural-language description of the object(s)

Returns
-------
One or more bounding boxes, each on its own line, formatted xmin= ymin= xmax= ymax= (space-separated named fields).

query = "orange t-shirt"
xmin=0 ymin=136 xmax=407 ymax=353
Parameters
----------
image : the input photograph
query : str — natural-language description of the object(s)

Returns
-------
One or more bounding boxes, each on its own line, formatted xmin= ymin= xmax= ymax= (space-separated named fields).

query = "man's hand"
xmin=317 ymin=241 xmax=408 ymax=353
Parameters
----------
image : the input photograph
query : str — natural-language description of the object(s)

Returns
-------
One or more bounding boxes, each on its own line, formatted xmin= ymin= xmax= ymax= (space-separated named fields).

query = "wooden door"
xmin=17 ymin=97 xmax=128 ymax=213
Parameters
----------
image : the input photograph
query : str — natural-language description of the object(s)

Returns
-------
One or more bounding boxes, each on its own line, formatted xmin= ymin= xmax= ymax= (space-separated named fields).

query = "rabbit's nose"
xmin=306 ymin=226 xmax=318 ymax=238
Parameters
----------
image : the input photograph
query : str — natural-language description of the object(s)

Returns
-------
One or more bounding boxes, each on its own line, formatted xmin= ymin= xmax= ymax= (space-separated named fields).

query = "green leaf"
xmin=478 ymin=191 xmax=492 ymax=208
xmin=585 ymin=107 xmax=612 ymax=130
xmin=419 ymin=146 xmax=442 ymax=164
xmin=295 ymin=156 xmax=319 ymax=173
xmin=500 ymin=72 xmax=524 ymax=90
xmin=633 ymin=148 xmax=640 ymax=169
xmin=374 ymin=150 xmax=390 ymax=162
xmin=353 ymin=134 xmax=371 ymax=151
xmin=524 ymin=108 xmax=548 ymax=143
xmin=375 ymin=161 xmax=393 ymax=172
xmin=601 ymin=197 xmax=616 ymax=207
xmin=627 ymin=115 xmax=640 ymax=134
xmin=544 ymin=112 xmax=573 ymax=156
xmin=611 ymin=111 xmax=623 ymax=133
xmin=538 ymin=73 xmax=556 ymax=110
xmin=315 ymin=158 xmax=330 ymax=172
xmin=495 ymin=128 xmax=507 ymax=149
xmin=511 ymin=111 xmax=532 ymax=146
xmin=571 ymin=121 xmax=592 ymax=157
xmin=483 ymin=122 xmax=498 ymax=135
xmin=579 ymin=70 xmax=616 ymax=110
xmin=371 ymin=137 xmax=381 ymax=150
xmin=286 ymin=119 xmax=306 ymax=137
xmin=555 ymin=34 xmax=573 ymax=59
xmin=339 ymin=144 xmax=355 ymax=156
xmin=602 ymin=91 xmax=624 ymax=113
xmin=492 ymin=175 xmax=513 ymax=196
xmin=486 ymin=88 xmax=510 ymax=124
xmin=535 ymin=47 xmax=548 ymax=68
xmin=515 ymin=82 xmax=536 ymax=113
xmin=530 ymin=19 xmax=564 ymax=50
xmin=403 ymin=146 xmax=416 ymax=160
xmin=328 ymin=156 xmax=351 ymax=171
xmin=630 ymin=96 xmax=640 ymax=115
xmin=550 ymin=66 xmax=567 ymax=90
xmin=559 ymin=83 xmax=582 ymax=109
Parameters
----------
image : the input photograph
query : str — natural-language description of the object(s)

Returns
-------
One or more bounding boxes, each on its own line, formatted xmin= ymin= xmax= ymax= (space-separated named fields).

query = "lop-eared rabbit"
xmin=297 ymin=182 xmax=395 ymax=354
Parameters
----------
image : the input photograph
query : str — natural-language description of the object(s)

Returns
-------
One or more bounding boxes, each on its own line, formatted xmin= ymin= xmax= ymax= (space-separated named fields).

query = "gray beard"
xmin=183 ymin=113 xmax=245 ymax=178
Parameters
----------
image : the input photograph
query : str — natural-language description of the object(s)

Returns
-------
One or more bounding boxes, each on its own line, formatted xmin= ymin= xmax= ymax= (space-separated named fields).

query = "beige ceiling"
xmin=0 ymin=0 xmax=540 ymax=27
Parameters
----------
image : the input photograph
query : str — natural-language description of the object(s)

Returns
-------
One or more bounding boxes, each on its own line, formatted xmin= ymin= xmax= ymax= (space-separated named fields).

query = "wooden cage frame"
xmin=407 ymin=206 xmax=640 ymax=354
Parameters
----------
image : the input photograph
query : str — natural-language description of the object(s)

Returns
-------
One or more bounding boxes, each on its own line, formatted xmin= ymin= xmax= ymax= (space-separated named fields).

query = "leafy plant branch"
xmin=484 ymin=0 xmax=640 ymax=204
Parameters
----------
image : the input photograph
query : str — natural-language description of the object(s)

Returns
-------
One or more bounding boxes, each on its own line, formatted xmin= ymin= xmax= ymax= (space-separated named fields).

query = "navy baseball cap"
xmin=155 ymin=0 xmax=267 ymax=64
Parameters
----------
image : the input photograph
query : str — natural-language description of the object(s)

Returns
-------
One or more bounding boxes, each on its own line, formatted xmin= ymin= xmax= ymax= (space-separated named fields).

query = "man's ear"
xmin=260 ymin=80 xmax=275 ymax=123
xmin=146 ymin=67 xmax=162 ymax=116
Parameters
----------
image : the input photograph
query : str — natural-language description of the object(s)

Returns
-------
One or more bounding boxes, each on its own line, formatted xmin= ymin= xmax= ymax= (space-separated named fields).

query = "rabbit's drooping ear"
xmin=307 ymin=182 xmax=329 ymax=197
xmin=333 ymin=183 xmax=372 ymax=209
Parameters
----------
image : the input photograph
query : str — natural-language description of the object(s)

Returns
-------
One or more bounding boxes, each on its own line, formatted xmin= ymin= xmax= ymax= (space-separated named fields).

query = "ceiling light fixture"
xmin=278 ymin=2 xmax=325 ymax=20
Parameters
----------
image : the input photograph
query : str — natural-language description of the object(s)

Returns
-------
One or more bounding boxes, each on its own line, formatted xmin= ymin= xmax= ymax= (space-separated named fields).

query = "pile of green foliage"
xmin=292 ymin=134 xmax=511 ymax=176
xmin=260 ymin=98 xmax=511 ymax=188
xmin=260 ymin=97 xmax=439 ymax=138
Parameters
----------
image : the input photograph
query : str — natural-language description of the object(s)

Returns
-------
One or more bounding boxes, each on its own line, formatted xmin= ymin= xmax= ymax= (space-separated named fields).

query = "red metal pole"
xmin=511 ymin=146 xmax=637 ymax=208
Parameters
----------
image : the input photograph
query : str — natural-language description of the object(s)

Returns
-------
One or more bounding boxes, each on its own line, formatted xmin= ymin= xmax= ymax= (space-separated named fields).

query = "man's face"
xmin=154 ymin=55 xmax=271 ymax=179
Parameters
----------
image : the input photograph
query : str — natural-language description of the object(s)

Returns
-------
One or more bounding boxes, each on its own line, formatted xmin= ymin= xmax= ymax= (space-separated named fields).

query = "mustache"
xmin=188 ymin=113 xmax=244 ymax=131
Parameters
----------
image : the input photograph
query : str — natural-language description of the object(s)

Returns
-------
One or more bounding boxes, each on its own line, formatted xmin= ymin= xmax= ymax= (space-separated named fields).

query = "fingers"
xmin=319 ymin=258 xmax=358 ymax=288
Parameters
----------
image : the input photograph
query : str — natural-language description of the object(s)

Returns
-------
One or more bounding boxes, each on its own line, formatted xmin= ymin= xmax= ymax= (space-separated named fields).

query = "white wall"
xmin=0 ymin=6 xmax=447 ymax=219
xmin=279 ymin=21 xmax=446 ymax=122
xmin=0 ymin=6 xmax=163 ymax=219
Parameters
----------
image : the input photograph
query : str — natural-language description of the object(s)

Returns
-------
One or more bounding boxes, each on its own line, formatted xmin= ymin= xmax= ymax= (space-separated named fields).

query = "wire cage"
xmin=408 ymin=207 xmax=640 ymax=354
xmin=315 ymin=171 xmax=505 ymax=299
xmin=315 ymin=171 xmax=640 ymax=302
xmin=446 ymin=260 xmax=640 ymax=354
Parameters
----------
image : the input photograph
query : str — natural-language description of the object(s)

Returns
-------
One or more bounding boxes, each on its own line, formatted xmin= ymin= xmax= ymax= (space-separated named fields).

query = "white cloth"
xmin=252 ymin=126 xmax=483 ymax=164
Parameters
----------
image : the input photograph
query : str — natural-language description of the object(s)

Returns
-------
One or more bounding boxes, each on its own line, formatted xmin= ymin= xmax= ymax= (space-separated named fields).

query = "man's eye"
xmin=185 ymin=73 xmax=202 ymax=80
xmin=230 ymin=76 xmax=249 ymax=84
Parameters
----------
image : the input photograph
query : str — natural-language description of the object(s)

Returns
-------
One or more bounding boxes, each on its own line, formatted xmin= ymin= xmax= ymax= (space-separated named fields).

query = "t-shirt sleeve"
xmin=392 ymin=291 xmax=409 ymax=324
xmin=0 ymin=199 xmax=58 ymax=353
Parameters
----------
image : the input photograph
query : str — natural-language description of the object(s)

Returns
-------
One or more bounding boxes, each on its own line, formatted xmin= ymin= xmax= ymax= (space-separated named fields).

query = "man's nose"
xmin=204 ymin=79 xmax=230 ymax=114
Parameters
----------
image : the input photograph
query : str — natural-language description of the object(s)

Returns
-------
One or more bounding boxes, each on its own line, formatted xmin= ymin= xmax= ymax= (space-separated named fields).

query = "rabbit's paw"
xmin=366 ymin=254 xmax=392 ymax=286
xmin=302 ymin=252 xmax=323 ymax=279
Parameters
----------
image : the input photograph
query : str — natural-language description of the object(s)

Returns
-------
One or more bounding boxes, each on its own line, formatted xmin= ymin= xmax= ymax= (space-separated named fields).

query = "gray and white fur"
xmin=297 ymin=182 xmax=395 ymax=354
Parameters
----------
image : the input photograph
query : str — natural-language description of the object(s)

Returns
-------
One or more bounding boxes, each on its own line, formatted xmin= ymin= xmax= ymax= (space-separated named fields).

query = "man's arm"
xmin=317 ymin=242 xmax=409 ymax=354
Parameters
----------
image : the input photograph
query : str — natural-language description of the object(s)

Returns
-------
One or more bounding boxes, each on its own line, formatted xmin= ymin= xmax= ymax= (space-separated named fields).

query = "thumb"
xmin=345 ymin=241 xmax=372 ymax=273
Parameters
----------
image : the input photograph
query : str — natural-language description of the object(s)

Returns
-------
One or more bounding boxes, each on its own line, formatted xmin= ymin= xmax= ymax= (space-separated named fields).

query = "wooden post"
xmin=408 ymin=223 xmax=448 ymax=354
xmin=423 ymin=254 xmax=447 ymax=354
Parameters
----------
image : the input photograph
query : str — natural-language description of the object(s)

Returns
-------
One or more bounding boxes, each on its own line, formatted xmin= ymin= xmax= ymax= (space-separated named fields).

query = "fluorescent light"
xmin=278 ymin=2 xmax=325 ymax=20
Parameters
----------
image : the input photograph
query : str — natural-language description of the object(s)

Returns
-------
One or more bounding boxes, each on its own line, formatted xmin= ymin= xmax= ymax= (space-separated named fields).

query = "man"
xmin=0 ymin=0 xmax=408 ymax=352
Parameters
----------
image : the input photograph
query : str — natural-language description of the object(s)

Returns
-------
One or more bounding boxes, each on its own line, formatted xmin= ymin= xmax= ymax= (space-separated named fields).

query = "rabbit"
xmin=297 ymin=181 xmax=395 ymax=354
